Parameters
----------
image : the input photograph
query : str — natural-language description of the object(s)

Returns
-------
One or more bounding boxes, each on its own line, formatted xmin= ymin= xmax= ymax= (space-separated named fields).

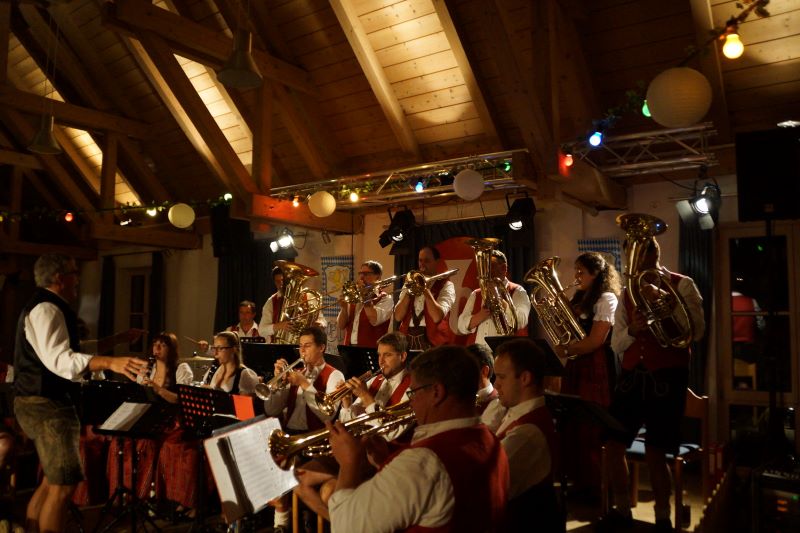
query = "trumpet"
xmin=255 ymin=357 xmax=304 ymax=401
xmin=315 ymin=369 xmax=383 ymax=417
xmin=404 ymin=268 xmax=459 ymax=298
xmin=269 ymin=400 xmax=415 ymax=470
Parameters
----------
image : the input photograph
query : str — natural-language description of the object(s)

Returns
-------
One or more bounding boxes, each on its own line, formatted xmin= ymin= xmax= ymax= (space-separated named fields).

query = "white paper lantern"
xmin=646 ymin=67 xmax=712 ymax=128
xmin=453 ymin=169 xmax=484 ymax=201
xmin=167 ymin=203 xmax=195 ymax=228
xmin=308 ymin=190 xmax=337 ymax=218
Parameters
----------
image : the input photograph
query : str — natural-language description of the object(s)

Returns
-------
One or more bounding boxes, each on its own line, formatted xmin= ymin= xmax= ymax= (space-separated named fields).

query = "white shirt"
xmin=329 ymin=416 xmax=480 ymax=533
xmin=144 ymin=362 xmax=194 ymax=386
xmin=24 ymin=295 xmax=93 ymax=381
xmin=205 ymin=366 xmax=259 ymax=395
xmin=584 ymin=292 xmax=617 ymax=324
xmin=611 ymin=273 xmax=705 ymax=357
xmin=347 ymin=294 xmax=394 ymax=345
xmin=226 ymin=323 xmax=260 ymax=337
xmin=263 ymin=361 xmax=344 ymax=431
xmin=480 ymin=397 xmax=507 ymax=433
xmin=457 ymin=279 xmax=531 ymax=347
xmin=495 ymin=396 xmax=551 ymax=499
xmin=396 ymin=280 xmax=455 ymax=326
xmin=339 ymin=369 xmax=410 ymax=441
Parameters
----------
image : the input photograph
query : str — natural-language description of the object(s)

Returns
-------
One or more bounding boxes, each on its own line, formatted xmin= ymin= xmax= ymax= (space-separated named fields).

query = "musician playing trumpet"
xmin=336 ymin=261 xmax=393 ymax=347
xmin=457 ymin=249 xmax=530 ymax=348
xmin=264 ymin=326 xmax=344 ymax=533
xmin=394 ymin=246 xmax=456 ymax=350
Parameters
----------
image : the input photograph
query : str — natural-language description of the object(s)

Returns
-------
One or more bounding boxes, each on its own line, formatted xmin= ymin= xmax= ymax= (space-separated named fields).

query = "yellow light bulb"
xmin=349 ymin=191 xmax=359 ymax=203
xmin=723 ymin=33 xmax=744 ymax=59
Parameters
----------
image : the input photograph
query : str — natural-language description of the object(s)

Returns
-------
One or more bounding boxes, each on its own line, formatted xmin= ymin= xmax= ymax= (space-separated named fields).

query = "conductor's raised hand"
xmin=109 ymin=356 xmax=147 ymax=382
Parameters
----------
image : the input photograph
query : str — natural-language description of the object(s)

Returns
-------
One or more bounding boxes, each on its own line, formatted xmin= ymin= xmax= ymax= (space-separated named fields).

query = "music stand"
xmin=336 ymin=345 xmax=379 ymax=378
xmin=239 ymin=336 xmax=266 ymax=344
xmin=94 ymin=401 xmax=176 ymax=533
xmin=485 ymin=336 xmax=565 ymax=377
xmin=241 ymin=343 xmax=299 ymax=381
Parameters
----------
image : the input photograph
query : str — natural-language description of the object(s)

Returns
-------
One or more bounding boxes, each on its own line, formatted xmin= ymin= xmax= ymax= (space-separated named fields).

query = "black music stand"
xmin=335 ymin=345 xmax=377 ymax=378
xmin=177 ymin=385 xmax=239 ymax=532
xmin=93 ymin=401 xmax=176 ymax=533
xmin=241 ymin=343 xmax=299 ymax=381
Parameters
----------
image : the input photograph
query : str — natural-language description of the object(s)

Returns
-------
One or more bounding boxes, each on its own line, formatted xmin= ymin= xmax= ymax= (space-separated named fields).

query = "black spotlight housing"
xmin=379 ymin=208 xmax=416 ymax=248
xmin=676 ymin=182 xmax=721 ymax=230
xmin=506 ymin=196 xmax=535 ymax=231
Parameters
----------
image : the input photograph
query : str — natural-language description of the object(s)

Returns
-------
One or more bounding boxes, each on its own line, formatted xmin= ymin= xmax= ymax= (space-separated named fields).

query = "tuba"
xmin=617 ymin=213 xmax=694 ymax=349
xmin=524 ymin=257 xmax=586 ymax=348
xmin=269 ymin=400 xmax=415 ymax=470
xmin=467 ymin=237 xmax=517 ymax=336
xmin=272 ymin=260 xmax=323 ymax=345
xmin=404 ymin=269 xmax=458 ymax=298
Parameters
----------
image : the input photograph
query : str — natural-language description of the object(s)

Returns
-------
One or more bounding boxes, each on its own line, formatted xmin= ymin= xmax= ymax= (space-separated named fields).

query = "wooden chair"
xmin=292 ymin=491 xmax=325 ymax=533
xmin=625 ymin=388 xmax=710 ymax=531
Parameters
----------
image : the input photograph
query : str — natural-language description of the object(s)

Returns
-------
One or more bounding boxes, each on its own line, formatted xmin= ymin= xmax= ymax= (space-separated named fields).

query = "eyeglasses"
xmin=407 ymin=383 xmax=434 ymax=399
xmin=210 ymin=346 xmax=233 ymax=353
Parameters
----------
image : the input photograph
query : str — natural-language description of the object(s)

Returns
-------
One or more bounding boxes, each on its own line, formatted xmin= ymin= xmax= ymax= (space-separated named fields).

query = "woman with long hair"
xmin=203 ymin=331 xmax=258 ymax=395
xmin=555 ymin=252 xmax=622 ymax=498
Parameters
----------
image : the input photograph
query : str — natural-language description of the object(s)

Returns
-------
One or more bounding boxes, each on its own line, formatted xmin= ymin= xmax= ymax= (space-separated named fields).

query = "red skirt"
xmin=106 ymin=436 xmax=160 ymax=500
xmin=72 ymin=425 xmax=109 ymax=506
xmin=156 ymin=427 xmax=213 ymax=509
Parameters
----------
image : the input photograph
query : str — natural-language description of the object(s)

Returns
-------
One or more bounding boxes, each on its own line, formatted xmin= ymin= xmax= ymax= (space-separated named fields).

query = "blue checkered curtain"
xmin=577 ymin=238 xmax=623 ymax=272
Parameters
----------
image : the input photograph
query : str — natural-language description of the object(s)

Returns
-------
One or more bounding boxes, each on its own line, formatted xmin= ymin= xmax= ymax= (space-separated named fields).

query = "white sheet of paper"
xmin=98 ymin=402 xmax=150 ymax=432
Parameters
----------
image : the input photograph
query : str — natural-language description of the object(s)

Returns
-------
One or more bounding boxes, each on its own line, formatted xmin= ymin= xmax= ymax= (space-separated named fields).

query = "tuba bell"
xmin=269 ymin=400 xmax=415 ymax=470
xmin=617 ymin=213 xmax=694 ymax=349
xmin=272 ymin=260 xmax=323 ymax=345
xmin=467 ymin=237 xmax=517 ymax=336
xmin=524 ymin=257 xmax=586 ymax=348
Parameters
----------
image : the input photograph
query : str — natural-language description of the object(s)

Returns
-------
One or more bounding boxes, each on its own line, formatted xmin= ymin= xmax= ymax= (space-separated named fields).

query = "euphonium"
xmin=255 ymin=357 xmax=304 ymax=400
xmin=272 ymin=260 xmax=323 ymax=345
xmin=269 ymin=400 xmax=415 ymax=470
xmin=467 ymin=237 xmax=517 ymax=336
xmin=314 ymin=369 xmax=383 ymax=417
xmin=617 ymin=213 xmax=694 ymax=349
xmin=404 ymin=269 xmax=458 ymax=298
xmin=524 ymin=257 xmax=586 ymax=348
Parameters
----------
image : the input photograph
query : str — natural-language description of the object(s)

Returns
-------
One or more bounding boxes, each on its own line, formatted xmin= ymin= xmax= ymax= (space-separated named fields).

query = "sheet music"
xmin=205 ymin=417 xmax=297 ymax=521
xmin=98 ymin=402 xmax=151 ymax=432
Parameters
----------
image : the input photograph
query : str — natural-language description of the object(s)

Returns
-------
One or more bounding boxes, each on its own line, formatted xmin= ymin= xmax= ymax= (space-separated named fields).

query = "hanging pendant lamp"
xmin=217 ymin=29 xmax=263 ymax=89
xmin=28 ymin=114 xmax=61 ymax=155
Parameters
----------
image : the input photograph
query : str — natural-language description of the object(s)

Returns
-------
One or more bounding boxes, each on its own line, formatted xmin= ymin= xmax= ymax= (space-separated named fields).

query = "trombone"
xmin=404 ymin=268 xmax=459 ymax=298
xmin=314 ymin=369 xmax=383 ymax=417
xmin=255 ymin=357 xmax=304 ymax=401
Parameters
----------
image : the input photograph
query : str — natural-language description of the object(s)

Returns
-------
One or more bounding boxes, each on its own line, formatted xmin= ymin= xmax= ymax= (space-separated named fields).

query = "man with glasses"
xmin=294 ymin=332 xmax=412 ymax=521
xmin=327 ymin=345 xmax=509 ymax=532
xmin=394 ymin=245 xmax=456 ymax=350
xmin=14 ymin=255 xmax=147 ymax=532
xmin=337 ymin=260 xmax=392 ymax=347
xmin=263 ymin=325 xmax=344 ymax=532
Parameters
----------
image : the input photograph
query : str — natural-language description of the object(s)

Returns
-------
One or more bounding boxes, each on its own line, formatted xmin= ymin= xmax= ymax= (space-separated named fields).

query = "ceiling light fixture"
xmin=217 ymin=0 xmax=262 ymax=89
xmin=378 ymin=208 xmax=416 ymax=248
xmin=676 ymin=170 xmax=722 ymax=230
xmin=505 ymin=195 xmax=535 ymax=231
xmin=29 ymin=13 xmax=62 ymax=155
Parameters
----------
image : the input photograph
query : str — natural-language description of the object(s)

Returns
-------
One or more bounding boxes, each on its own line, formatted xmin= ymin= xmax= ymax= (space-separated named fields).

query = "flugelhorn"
xmin=404 ymin=268 xmax=458 ymax=298
xmin=269 ymin=400 xmax=415 ymax=470
xmin=255 ymin=357 xmax=304 ymax=401
xmin=314 ymin=369 xmax=383 ymax=417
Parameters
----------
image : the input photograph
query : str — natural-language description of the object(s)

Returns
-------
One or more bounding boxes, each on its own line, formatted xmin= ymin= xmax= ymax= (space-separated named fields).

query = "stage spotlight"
xmin=676 ymin=183 xmax=721 ymax=230
xmin=506 ymin=196 xmax=535 ymax=231
xmin=270 ymin=228 xmax=295 ymax=252
xmin=378 ymin=208 xmax=416 ymax=248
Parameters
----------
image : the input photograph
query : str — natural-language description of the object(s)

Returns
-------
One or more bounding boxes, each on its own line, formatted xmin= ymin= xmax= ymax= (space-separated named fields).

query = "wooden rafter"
xmin=0 ymin=87 xmax=151 ymax=139
xmin=90 ymin=223 xmax=201 ymax=250
xmin=132 ymin=31 xmax=257 ymax=197
xmin=0 ymin=2 xmax=9 ymax=85
xmin=330 ymin=0 xmax=421 ymax=160
xmin=252 ymin=81 xmax=273 ymax=193
xmin=0 ymin=236 xmax=97 ymax=260
xmin=0 ymin=148 xmax=43 ymax=169
xmin=100 ymin=132 xmax=118 ymax=225
xmin=109 ymin=0 xmax=315 ymax=95
xmin=431 ymin=0 xmax=500 ymax=144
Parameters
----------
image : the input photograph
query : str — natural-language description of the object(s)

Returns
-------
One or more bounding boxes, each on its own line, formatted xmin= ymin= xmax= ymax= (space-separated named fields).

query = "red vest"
xmin=397 ymin=425 xmax=509 ymax=533
xmin=343 ymin=292 xmax=391 ymax=347
xmin=497 ymin=404 xmax=556 ymax=477
xmin=367 ymin=372 xmax=411 ymax=406
xmin=465 ymin=282 xmax=528 ymax=345
xmin=229 ymin=324 xmax=259 ymax=337
xmin=398 ymin=279 xmax=453 ymax=346
xmin=732 ymin=294 xmax=757 ymax=343
xmin=621 ymin=272 xmax=692 ymax=371
xmin=285 ymin=363 xmax=335 ymax=431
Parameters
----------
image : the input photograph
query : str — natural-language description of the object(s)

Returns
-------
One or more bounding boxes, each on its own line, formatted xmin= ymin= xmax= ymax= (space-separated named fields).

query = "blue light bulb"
xmin=415 ymin=181 xmax=424 ymax=193
xmin=589 ymin=131 xmax=603 ymax=147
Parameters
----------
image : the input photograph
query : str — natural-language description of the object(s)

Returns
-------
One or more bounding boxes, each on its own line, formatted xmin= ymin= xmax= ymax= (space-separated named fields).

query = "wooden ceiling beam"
xmin=109 ymin=0 xmax=315 ymax=95
xmin=330 ymin=0 xmax=421 ymax=160
xmin=0 ymin=148 xmax=43 ymax=169
xmin=0 ymin=87 xmax=151 ymax=139
xmin=432 ymin=0 xmax=500 ymax=144
xmin=90 ymin=223 xmax=201 ymax=249
xmin=0 ymin=2 xmax=9 ymax=85
xmin=100 ymin=132 xmax=118 ymax=225
xmin=252 ymin=81 xmax=273 ymax=193
xmin=0 ymin=235 xmax=97 ymax=260
xmin=250 ymin=194 xmax=360 ymax=234
xmin=7 ymin=167 xmax=22 ymax=240
xmin=0 ymin=108 xmax=100 ymax=223
xmin=134 ymin=31 xmax=257 ymax=197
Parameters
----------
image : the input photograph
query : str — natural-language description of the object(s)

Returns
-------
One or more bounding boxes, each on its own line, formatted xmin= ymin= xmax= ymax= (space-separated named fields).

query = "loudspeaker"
xmin=736 ymin=128 xmax=800 ymax=222
xmin=211 ymin=204 xmax=252 ymax=257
